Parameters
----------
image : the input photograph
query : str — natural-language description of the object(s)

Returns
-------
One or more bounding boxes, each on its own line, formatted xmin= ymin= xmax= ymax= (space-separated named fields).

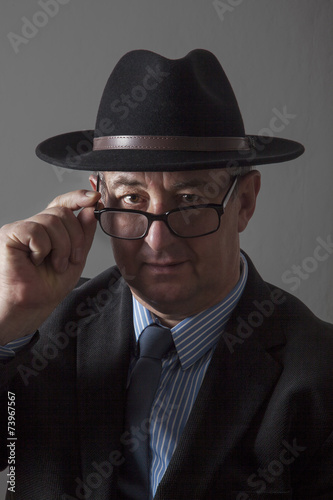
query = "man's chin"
xmin=131 ymin=282 xmax=195 ymax=314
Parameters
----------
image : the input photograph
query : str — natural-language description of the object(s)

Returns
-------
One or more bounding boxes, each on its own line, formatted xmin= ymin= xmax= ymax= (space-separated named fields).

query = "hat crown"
xmin=94 ymin=49 xmax=245 ymax=139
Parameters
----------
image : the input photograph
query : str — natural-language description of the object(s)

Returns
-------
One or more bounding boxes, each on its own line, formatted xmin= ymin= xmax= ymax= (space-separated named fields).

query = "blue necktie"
xmin=116 ymin=324 xmax=174 ymax=499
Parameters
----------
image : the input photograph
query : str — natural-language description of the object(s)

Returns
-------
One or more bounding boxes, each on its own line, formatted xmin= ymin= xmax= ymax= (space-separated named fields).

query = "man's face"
xmin=94 ymin=169 xmax=260 ymax=325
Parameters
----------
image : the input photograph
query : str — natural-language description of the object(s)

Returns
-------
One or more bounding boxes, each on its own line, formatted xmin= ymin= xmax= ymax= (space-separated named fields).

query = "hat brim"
xmin=35 ymin=130 xmax=304 ymax=172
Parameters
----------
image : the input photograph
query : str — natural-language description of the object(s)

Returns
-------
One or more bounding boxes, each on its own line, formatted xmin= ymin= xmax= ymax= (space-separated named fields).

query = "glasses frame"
xmin=94 ymin=174 xmax=239 ymax=240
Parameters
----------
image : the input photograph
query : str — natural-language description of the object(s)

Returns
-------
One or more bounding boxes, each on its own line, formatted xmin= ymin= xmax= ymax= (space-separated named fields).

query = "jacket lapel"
xmin=155 ymin=255 xmax=287 ymax=499
xmin=76 ymin=276 xmax=133 ymax=498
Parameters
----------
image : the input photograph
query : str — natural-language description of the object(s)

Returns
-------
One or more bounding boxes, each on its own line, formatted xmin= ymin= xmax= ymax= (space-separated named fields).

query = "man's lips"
xmin=144 ymin=260 xmax=188 ymax=271
xmin=146 ymin=261 xmax=184 ymax=266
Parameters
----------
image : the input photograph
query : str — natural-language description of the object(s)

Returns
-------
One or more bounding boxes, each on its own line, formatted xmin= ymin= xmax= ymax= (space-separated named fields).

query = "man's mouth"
xmin=144 ymin=260 xmax=187 ymax=272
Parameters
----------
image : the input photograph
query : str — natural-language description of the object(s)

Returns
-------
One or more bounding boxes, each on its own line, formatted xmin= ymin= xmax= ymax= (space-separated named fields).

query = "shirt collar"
xmin=132 ymin=252 xmax=248 ymax=370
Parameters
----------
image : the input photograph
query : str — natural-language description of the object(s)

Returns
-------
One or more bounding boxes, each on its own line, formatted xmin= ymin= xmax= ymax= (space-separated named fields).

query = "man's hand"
xmin=0 ymin=189 xmax=101 ymax=345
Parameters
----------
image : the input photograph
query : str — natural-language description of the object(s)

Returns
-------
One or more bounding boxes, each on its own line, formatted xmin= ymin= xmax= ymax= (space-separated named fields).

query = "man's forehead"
xmin=102 ymin=169 xmax=231 ymax=189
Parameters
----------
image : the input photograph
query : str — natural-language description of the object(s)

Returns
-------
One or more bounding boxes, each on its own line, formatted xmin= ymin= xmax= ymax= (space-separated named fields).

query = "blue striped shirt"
xmin=132 ymin=253 xmax=248 ymax=497
xmin=0 ymin=333 xmax=35 ymax=361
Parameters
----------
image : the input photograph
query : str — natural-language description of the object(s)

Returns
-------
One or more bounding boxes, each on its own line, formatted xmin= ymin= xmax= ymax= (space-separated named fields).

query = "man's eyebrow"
xmin=171 ymin=179 xmax=213 ymax=190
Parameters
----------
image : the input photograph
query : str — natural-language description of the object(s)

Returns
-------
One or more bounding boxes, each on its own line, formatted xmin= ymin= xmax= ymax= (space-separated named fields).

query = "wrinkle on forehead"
xmin=102 ymin=169 xmax=231 ymax=192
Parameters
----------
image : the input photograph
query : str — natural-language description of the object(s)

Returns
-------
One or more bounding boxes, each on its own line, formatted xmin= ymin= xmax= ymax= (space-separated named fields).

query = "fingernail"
xmin=85 ymin=191 xmax=97 ymax=198
xmin=73 ymin=248 xmax=84 ymax=263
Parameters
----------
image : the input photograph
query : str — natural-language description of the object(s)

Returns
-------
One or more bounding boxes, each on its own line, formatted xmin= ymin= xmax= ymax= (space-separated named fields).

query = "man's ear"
xmin=237 ymin=170 xmax=261 ymax=233
xmin=89 ymin=174 xmax=98 ymax=191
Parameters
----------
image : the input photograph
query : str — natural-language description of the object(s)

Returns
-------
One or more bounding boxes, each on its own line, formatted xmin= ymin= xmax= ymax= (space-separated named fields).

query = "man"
xmin=0 ymin=49 xmax=332 ymax=499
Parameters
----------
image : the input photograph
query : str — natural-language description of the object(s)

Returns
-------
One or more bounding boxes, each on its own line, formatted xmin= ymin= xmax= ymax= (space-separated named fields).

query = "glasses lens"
xmin=99 ymin=212 xmax=148 ymax=239
xmin=168 ymin=207 xmax=220 ymax=237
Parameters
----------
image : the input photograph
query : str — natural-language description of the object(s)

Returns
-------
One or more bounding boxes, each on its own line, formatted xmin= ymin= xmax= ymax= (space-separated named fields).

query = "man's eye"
xmin=123 ymin=194 xmax=141 ymax=203
xmin=181 ymin=194 xmax=201 ymax=204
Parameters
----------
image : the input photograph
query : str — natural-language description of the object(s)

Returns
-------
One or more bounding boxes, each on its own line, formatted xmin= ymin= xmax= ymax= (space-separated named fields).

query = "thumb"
xmin=47 ymin=190 xmax=101 ymax=211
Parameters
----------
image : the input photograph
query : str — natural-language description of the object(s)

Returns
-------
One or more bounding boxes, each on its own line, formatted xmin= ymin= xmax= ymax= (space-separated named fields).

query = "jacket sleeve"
xmin=293 ymin=428 xmax=333 ymax=499
xmin=0 ymin=333 xmax=39 ymax=471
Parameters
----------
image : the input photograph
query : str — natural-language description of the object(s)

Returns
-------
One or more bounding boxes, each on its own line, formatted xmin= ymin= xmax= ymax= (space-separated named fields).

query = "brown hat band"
xmin=93 ymin=135 xmax=251 ymax=152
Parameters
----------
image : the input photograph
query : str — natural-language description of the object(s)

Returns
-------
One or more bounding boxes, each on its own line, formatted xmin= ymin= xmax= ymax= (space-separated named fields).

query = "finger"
xmin=46 ymin=190 xmax=101 ymax=266
xmin=28 ymin=213 xmax=72 ymax=273
xmin=47 ymin=190 xmax=101 ymax=211
xmin=5 ymin=221 xmax=53 ymax=268
xmin=2 ymin=191 xmax=100 ymax=275
xmin=38 ymin=206 xmax=87 ymax=266
xmin=36 ymin=204 xmax=98 ymax=271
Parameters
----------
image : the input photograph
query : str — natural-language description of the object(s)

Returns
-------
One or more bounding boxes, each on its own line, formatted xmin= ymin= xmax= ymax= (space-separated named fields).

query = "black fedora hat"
xmin=35 ymin=49 xmax=304 ymax=172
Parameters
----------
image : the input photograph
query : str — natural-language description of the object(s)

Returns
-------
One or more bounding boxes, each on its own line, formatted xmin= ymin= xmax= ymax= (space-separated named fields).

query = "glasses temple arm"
xmin=94 ymin=174 xmax=101 ymax=211
xmin=222 ymin=175 xmax=239 ymax=211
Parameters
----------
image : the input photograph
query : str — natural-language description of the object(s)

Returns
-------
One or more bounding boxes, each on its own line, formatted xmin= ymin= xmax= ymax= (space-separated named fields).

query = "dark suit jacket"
xmin=1 ymin=255 xmax=333 ymax=499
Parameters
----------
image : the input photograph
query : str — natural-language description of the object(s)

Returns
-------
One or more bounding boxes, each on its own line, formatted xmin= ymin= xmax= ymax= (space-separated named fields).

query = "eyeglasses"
xmin=94 ymin=175 xmax=239 ymax=240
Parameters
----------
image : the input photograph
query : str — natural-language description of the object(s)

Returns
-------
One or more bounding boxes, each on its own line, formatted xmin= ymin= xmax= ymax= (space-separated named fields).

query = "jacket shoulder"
xmin=266 ymin=281 xmax=333 ymax=342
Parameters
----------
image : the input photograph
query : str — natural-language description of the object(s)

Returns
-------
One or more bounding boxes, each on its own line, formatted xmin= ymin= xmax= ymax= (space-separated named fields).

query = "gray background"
xmin=0 ymin=0 xmax=332 ymax=495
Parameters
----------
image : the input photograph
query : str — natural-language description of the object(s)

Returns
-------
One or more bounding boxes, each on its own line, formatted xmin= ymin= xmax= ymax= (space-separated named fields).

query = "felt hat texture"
xmin=35 ymin=49 xmax=304 ymax=171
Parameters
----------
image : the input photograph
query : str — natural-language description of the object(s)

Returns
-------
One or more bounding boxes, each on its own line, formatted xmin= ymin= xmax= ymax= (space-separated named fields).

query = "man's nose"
xmin=144 ymin=218 xmax=176 ymax=252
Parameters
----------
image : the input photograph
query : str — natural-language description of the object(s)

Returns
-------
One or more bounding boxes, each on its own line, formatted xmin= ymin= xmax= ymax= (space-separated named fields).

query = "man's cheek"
xmin=111 ymin=242 xmax=140 ymax=281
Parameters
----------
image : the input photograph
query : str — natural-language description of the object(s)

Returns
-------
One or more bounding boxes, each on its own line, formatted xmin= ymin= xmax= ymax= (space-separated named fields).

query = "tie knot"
xmin=138 ymin=324 xmax=174 ymax=360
